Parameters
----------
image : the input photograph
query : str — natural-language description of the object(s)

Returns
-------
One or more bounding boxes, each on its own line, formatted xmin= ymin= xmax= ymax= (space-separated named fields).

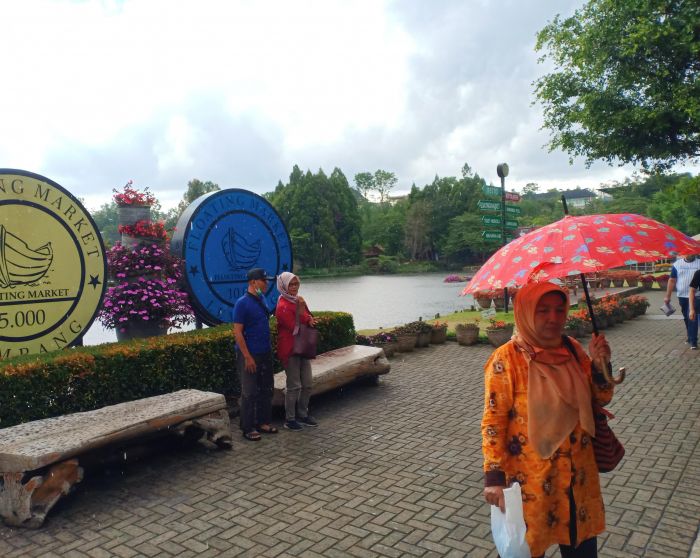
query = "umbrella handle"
xmin=596 ymin=356 xmax=626 ymax=385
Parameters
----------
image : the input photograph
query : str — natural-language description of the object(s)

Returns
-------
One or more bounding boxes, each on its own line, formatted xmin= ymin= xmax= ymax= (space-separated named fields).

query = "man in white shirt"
xmin=664 ymin=255 xmax=700 ymax=349
xmin=688 ymin=268 xmax=700 ymax=350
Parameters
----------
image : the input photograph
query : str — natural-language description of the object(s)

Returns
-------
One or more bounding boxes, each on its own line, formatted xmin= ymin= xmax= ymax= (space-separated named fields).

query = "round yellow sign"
xmin=0 ymin=169 xmax=106 ymax=358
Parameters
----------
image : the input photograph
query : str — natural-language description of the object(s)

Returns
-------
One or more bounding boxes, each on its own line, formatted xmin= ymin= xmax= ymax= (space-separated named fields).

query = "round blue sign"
xmin=170 ymin=189 xmax=293 ymax=325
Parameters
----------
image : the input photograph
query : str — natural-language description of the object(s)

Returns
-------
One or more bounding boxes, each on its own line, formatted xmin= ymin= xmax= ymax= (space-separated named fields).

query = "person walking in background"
xmin=664 ymin=254 xmax=700 ymax=349
xmin=482 ymin=281 xmax=614 ymax=557
xmin=233 ymin=268 xmax=278 ymax=441
xmin=275 ymin=272 xmax=319 ymax=431
xmin=687 ymin=267 xmax=700 ymax=350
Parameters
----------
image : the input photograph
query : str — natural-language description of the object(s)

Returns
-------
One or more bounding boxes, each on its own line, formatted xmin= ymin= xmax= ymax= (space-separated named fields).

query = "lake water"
xmin=81 ymin=273 xmax=475 ymax=345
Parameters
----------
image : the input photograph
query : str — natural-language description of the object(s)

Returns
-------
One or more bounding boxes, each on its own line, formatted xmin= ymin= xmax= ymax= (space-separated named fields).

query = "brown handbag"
xmin=591 ymin=400 xmax=625 ymax=473
xmin=292 ymin=301 xmax=318 ymax=359
xmin=562 ymin=336 xmax=625 ymax=473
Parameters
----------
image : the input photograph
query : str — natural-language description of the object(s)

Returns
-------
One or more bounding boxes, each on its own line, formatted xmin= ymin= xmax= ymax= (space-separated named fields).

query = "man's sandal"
xmin=243 ymin=431 xmax=261 ymax=441
xmin=258 ymin=424 xmax=278 ymax=434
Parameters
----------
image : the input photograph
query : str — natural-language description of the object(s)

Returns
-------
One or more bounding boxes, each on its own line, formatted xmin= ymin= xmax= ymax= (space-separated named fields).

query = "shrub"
xmin=0 ymin=311 xmax=355 ymax=428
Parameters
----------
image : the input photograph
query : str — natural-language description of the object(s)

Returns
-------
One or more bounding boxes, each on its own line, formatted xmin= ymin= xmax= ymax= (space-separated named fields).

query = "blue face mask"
xmin=256 ymin=287 xmax=264 ymax=297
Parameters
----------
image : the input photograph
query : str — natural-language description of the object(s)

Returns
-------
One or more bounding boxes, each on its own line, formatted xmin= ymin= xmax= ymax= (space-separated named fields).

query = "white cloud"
xmin=0 ymin=0 xmax=695 ymax=213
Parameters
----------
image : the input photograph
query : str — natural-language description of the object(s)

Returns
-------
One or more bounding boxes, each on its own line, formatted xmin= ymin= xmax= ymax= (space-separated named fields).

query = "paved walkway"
xmin=1 ymin=290 xmax=698 ymax=557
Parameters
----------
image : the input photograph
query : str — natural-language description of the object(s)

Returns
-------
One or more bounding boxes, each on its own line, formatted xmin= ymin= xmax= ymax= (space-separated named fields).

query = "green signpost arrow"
xmin=482 ymin=230 xmax=502 ymax=241
xmin=482 ymin=216 xmax=501 ymax=226
xmin=481 ymin=185 xmax=501 ymax=197
xmin=505 ymin=219 xmax=518 ymax=229
xmin=505 ymin=205 xmax=521 ymax=215
xmin=478 ymin=200 xmax=501 ymax=211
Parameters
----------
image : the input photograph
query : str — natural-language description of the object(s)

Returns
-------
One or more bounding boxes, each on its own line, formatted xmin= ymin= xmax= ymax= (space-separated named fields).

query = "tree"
xmin=647 ymin=174 xmax=700 ymax=235
xmin=270 ymin=166 xmax=362 ymax=268
xmin=534 ymin=0 xmax=700 ymax=171
xmin=91 ymin=202 xmax=120 ymax=247
xmin=353 ymin=169 xmax=398 ymax=202
xmin=165 ymin=179 xmax=220 ymax=230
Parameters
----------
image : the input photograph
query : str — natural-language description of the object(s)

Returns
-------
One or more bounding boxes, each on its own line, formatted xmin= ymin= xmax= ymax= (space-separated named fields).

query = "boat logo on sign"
xmin=170 ymin=189 xmax=293 ymax=325
xmin=0 ymin=169 xmax=107 ymax=358
xmin=0 ymin=225 xmax=54 ymax=288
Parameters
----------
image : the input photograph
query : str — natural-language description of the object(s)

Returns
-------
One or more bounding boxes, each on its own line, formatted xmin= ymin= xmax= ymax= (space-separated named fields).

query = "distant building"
xmin=530 ymin=188 xmax=599 ymax=208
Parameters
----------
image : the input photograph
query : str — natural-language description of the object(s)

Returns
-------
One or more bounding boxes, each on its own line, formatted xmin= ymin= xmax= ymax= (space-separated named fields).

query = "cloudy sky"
xmin=1 ymin=0 xmax=694 ymax=212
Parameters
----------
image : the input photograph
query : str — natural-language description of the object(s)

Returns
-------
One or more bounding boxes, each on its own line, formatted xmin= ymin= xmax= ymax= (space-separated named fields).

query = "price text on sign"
xmin=505 ymin=191 xmax=521 ymax=202
xmin=478 ymin=200 xmax=501 ymax=211
xmin=505 ymin=205 xmax=521 ymax=215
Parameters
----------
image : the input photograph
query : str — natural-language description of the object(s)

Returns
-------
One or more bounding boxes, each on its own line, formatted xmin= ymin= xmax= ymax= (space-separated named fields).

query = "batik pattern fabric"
xmin=482 ymin=338 xmax=614 ymax=557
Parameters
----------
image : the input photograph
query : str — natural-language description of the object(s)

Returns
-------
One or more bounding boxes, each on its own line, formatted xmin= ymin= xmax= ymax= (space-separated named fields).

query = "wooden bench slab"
xmin=0 ymin=389 xmax=231 ymax=528
xmin=273 ymin=345 xmax=390 ymax=406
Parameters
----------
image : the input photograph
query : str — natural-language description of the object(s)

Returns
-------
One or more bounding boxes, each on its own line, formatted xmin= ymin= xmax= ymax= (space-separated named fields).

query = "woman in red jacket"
xmin=275 ymin=272 xmax=319 ymax=431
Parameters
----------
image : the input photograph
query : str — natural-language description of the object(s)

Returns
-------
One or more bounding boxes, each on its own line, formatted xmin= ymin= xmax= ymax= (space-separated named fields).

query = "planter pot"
xmin=476 ymin=296 xmax=492 ymax=309
xmin=581 ymin=321 xmax=593 ymax=335
xmin=612 ymin=279 xmax=625 ymax=288
xmin=493 ymin=296 xmax=505 ymax=310
xmin=121 ymin=234 xmax=165 ymax=250
xmin=486 ymin=327 xmax=513 ymax=348
xmin=656 ymin=279 xmax=669 ymax=290
xmin=416 ymin=331 xmax=431 ymax=348
xmin=456 ymin=327 xmax=479 ymax=346
xmin=116 ymin=319 xmax=166 ymax=341
xmin=118 ymin=205 xmax=151 ymax=227
xmin=599 ymin=278 xmax=612 ymax=288
xmin=430 ymin=327 xmax=447 ymax=344
xmin=563 ymin=326 xmax=579 ymax=338
xmin=375 ymin=342 xmax=397 ymax=358
xmin=396 ymin=334 xmax=417 ymax=352
xmin=577 ymin=326 xmax=588 ymax=338
xmin=641 ymin=281 xmax=653 ymax=290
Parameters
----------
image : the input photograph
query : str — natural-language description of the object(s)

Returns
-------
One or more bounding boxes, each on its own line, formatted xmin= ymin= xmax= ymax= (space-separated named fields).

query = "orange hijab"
xmin=512 ymin=282 xmax=595 ymax=459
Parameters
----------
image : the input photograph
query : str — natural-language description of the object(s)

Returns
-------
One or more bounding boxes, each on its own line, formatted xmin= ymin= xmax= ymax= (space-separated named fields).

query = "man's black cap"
xmin=247 ymin=268 xmax=274 ymax=281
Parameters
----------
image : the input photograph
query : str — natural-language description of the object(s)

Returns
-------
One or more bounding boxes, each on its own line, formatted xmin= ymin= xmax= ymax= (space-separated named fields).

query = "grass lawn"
xmin=356 ymin=308 xmax=515 ymax=335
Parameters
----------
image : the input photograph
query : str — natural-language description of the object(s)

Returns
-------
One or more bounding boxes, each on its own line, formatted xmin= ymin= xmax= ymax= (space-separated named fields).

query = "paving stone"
xmin=0 ymin=289 xmax=698 ymax=556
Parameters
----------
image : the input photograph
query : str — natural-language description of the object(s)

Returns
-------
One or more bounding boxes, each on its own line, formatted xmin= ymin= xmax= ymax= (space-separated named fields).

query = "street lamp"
xmin=496 ymin=163 xmax=509 ymax=312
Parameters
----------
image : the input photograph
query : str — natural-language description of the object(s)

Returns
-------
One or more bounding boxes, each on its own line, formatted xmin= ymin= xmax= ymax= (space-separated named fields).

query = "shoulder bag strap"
xmin=245 ymin=291 xmax=270 ymax=318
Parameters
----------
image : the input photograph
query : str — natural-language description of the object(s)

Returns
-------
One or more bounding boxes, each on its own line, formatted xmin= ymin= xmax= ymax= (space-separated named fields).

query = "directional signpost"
xmin=478 ymin=200 xmax=501 ymax=211
xmin=482 ymin=216 xmax=501 ymax=226
xmin=482 ymin=230 xmax=502 ymax=241
xmin=505 ymin=205 xmax=521 ymax=216
xmin=482 ymin=185 xmax=501 ymax=197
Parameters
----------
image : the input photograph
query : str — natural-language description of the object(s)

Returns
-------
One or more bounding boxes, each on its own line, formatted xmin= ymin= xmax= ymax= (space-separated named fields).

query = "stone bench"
xmin=272 ymin=345 xmax=390 ymax=406
xmin=0 ymin=389 xmax=231 ymax=528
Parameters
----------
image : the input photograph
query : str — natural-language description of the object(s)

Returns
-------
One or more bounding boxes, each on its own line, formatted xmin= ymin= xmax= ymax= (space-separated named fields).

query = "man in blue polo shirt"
xmin=233 ymin=268 xmax=278 ymax=441
xmin=664 ymin=254 xmax=700 ymax=349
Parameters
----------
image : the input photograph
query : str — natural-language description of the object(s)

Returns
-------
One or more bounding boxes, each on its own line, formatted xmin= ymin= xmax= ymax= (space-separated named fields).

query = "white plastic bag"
xmin=490 ymin=482 xmax=531 ymax=558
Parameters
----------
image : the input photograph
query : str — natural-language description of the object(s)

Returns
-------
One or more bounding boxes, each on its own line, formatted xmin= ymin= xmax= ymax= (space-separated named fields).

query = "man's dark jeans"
xmin=237 ymin=350 xmax=274 ymax=434
xmin=678 ymin=297 xmax=699 ymax=346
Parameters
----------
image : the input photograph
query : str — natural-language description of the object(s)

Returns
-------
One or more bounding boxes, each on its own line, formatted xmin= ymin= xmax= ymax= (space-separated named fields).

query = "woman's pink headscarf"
xmin=277 ymin=272 xmax=299 ymax=303
xmin=512 ymin=281 xmax=595 ymax=459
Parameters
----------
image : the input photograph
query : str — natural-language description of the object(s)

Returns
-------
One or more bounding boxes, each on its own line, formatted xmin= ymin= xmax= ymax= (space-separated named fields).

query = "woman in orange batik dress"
xmin=482 ymin=281 xmax=614 ymax=558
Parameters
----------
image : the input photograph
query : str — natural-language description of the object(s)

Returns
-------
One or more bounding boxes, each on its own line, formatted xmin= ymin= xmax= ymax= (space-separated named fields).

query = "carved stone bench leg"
xmin=173 ymin=409 xmax=233 ymax=449
xmin=0 ymin=459 xmax=83 ymax=528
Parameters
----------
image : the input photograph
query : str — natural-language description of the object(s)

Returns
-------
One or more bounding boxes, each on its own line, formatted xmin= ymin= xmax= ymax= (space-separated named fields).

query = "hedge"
xmin=0 ymin=311 xmax=355 ymax=428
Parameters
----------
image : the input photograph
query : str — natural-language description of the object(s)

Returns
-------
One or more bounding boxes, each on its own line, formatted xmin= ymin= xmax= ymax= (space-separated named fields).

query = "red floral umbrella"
xmin=461 ymin=213 xmax=700 ymax=385
xmin=462 ymin=213 xmax=700 ymax=294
